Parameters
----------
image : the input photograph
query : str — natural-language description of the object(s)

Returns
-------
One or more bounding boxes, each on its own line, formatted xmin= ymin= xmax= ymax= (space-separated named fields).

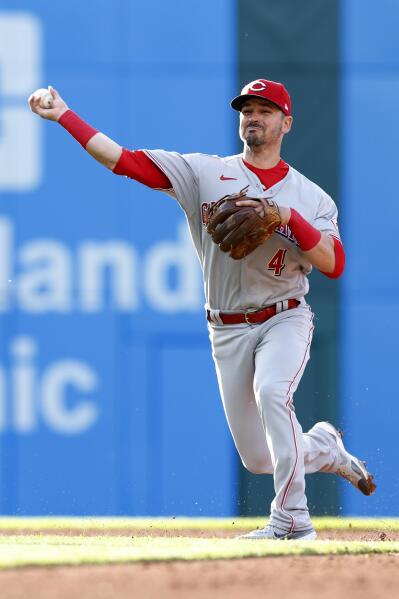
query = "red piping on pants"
xmin=280 ymin=313 xmax=314 ymax=533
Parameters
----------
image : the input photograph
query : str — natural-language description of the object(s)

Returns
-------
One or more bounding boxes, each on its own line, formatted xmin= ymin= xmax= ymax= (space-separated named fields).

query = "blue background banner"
xmin=340 ymin=0 xmax=399 ymax=515
xmin=0 ymin=0 xmax=397 ymax=518
xmin=0 ymin=1 xmax=236 ymax=515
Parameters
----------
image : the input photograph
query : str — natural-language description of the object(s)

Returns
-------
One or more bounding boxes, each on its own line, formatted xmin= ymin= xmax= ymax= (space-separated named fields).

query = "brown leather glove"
xmin=205 ymin=188 xmax=281 ymax=260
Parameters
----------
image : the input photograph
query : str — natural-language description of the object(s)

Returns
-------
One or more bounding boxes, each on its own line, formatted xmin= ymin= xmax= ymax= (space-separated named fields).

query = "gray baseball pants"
xmin=209 ymin=304 xmax=337 ymax=533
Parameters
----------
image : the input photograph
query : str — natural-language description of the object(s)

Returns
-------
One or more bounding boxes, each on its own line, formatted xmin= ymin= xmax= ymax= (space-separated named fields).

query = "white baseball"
xmin=32 ymin=87 xmax=54 ymax=109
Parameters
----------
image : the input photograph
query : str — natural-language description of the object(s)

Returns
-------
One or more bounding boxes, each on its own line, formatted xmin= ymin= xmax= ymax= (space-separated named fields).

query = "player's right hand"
xmin=28 ymin=86 xmax=69 ymax=122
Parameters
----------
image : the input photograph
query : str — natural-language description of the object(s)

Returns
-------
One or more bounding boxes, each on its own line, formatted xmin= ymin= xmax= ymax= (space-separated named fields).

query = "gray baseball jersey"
xmin=143 ymin=148 xmax=342 ymax=535
xmin=145 ymin=150 xmax=340 ymax=311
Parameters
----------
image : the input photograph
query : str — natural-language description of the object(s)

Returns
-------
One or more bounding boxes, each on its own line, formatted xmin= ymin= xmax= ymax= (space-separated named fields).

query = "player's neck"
xmin=242 ymin=145 xmax=282 ymax=170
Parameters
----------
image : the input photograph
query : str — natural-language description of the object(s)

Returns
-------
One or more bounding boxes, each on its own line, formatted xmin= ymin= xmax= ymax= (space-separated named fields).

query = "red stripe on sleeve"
xmin=112 ymin=149 xmax=172 ymax=190
xmin=320 ymin=236 xmax=346 ymax=279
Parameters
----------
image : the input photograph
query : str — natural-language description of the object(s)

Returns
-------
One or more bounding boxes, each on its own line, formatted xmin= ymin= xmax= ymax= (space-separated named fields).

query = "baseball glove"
xmin=205 ymin=187 xmax=281 ymax=260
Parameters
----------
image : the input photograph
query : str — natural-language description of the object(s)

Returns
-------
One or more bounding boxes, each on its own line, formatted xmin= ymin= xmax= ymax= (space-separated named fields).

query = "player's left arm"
xmin=279 ymin=207 xmax=344 ymax=278
xmin=235 ymin=198 xmax=345 ymax=277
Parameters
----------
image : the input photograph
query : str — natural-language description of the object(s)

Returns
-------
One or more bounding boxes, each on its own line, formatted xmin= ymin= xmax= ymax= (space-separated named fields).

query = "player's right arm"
xmin=28 ymin=86 xmax=122 ymax=169
xmin=28 ymin=86 xmax=172 ymax=189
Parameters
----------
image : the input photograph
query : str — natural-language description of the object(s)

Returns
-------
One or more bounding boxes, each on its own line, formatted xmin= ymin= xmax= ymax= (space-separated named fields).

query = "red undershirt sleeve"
xmin=112 ymin=148 xmax=172 ymax=190
xmin=320 ymin=236 xmax=346 ymax=279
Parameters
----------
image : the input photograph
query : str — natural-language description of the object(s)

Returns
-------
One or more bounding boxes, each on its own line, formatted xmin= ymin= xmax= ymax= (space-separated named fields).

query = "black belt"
xmin=207 ymin=299 xmax=300 ymax=325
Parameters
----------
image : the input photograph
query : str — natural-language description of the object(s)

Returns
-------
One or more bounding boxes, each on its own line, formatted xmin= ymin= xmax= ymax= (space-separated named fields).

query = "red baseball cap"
xmin=231 ymin=79 xmax=291 ymax=116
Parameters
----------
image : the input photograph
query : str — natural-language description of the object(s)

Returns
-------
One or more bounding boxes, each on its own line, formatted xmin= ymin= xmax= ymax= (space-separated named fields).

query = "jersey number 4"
xmin=267 ymin=249 xmax=287 ymax=276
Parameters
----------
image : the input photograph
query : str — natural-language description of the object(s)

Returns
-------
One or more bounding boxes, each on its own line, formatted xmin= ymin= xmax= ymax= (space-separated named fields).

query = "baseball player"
xmin=28 ymin=79 xmax=375 ymax=540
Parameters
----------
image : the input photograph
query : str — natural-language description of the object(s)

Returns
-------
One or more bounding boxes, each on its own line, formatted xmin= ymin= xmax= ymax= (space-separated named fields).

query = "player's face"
xmin=239 ymin=98 xmax=291 ymax=149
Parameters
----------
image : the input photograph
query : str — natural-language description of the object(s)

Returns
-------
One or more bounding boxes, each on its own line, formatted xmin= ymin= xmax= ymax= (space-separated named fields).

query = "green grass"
xmin=0 ymin=535 xmax=398 ymax=568
xmin=0 ymin=518 xmax=398 ymax=568
xmin=0 ymin=516 xmax=398 ymax=531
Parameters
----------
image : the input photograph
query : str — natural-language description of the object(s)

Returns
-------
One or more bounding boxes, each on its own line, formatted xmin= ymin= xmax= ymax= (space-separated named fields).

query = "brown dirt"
xmin=0 ymin=528 xmax=398 ymax=599
xmin=1 ymin=555 xmax=398 ymax=599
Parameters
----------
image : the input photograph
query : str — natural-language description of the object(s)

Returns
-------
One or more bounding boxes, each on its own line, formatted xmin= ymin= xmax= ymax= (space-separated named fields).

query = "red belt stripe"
xmin=207 ymin=299 xmax=300 ymax=325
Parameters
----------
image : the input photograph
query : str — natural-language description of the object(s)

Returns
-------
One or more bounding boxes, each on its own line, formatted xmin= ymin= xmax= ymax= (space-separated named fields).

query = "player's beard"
xmin=243 ymin=122 xmax=283 ymax=149
xmin=245 ymin=129 xmax=266 ymax=147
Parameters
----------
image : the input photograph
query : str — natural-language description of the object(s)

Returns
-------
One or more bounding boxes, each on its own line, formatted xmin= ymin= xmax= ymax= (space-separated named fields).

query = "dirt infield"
xmin=1 ymin=554 xmax=398 ymax=599
xmin=1 ymin=528 xmax=398 ymax=599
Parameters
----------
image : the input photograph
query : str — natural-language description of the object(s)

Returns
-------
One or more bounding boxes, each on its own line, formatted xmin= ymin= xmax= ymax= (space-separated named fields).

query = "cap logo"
xmin=248 ymin=80 xmax=267 ymax=92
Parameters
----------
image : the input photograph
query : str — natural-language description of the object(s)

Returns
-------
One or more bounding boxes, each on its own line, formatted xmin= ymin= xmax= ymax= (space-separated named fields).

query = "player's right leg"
xmin=209 ymin=322 xmax=275 ymax=476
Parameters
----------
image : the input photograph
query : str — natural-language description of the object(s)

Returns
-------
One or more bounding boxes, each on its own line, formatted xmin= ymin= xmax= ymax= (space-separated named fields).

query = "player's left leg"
xmin=305 ymin=421 xmax=376 ymax=495
xmin=252 ymin=305 xmax=315 ymax=535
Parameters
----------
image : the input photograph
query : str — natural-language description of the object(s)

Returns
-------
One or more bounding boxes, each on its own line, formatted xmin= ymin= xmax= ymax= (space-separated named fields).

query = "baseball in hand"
xmin=31 ymin=87 xmax=54 ymax=109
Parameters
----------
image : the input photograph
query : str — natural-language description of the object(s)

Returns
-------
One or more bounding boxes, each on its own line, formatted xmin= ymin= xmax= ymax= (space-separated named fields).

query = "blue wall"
xmin=341 ymin=0 xmax=399 ymax=515
xmin=3 ymin=0 xmax=396 ymax=519
xmin=0 ymin=1 xmax=237 ymax=515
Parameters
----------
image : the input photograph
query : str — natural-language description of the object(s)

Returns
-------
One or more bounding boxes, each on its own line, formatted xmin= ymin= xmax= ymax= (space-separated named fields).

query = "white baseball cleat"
xmin=315 ymin=421 xmax=376 ymax=496
xmin=238 ymin=525 xmax=317 ymax=541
